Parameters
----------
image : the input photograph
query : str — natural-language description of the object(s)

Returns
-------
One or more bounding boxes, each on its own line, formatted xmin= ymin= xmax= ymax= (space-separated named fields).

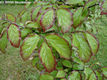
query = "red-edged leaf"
xmin=66 ymin=0 xmax=83 ymax=4
xmin=33 ymin=58 xmax=44 ymax=71
xmin=6 ymin=14 xmax=16 ymax=22
xmin=89 ymin=71 xmax=97 ymax=80
xmin=0 ymin=21 xmax=8 ymax=37
xmin=84 ymin=67 xmax=93 ymax=80
xmin=7 ymin=24 xmax=21 ymax=48
xmin=40 ymin=73 xmax=54 ymax=80
xmin=84 ymin=32 xmax=99 ymax=55
xmin=20 ymin=34 xmax=40 ymax=61
xmin=100 ymin=0 xmax=107 ymax=15
xmin=73 ymin=8 xmax=88 ymax=28
xmin=72 ymin=32 xmax=92 ymax=62
xmin=46 ymin=34 xmax=71 ymax=59
xmin=34 ymin=1 xmax=50 ymax=6
xmin=84 ymin=0 xmax=97 ymax=9
xmin=21 ymin=28 xmax=32 ymax=38
xmin=95 ymin=71 xmax=103 ymax=80
xmin=25 ymin=21 xmax=40 ymax=29
xmin=56 ymin=8 xmax=73 ymax=33
xmin=20 ymin=10 xmax=31 ymax=23
xmin=17 ymin=9 xmax=26 ymax=18
xmin=36 ymin=5 xmax=53 ymax=23
xmin=84 ymin=67 xmax=98 ymax=80
xmin=56 ymin=70 xmax=66 ymax=78
xmin=17 ymin=9 xmax=26 ymax=22
xmin=39 ymin=42 xmax=56 ymax=72
xmin=0 ymin=31 xmax=8 ymax=53
xmin=40 ymin=8 xmax=55 ymax=32
xmin=72 ymin=31 xmax=99 ymax=62
xmin=101 ymin=67 xmax=107 ymax=78
xmin=68 ymin=71 xmax=81 ymax=80
xmin=31 ymin=6 xmax=41 ymax=21
xmin=62 ymin=60 xmax=72 ymax=68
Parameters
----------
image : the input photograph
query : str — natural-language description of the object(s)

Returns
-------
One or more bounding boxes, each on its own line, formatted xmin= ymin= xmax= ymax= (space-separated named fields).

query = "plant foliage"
xmin=0 ymin=0 xmax=107 ymax=80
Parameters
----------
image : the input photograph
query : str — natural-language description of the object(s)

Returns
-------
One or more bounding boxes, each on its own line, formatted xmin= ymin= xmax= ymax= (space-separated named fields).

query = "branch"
xmin=88 ymin=4 xmax=99 ymax=8
xmin=101 ymin=11 xmax=107 ymax=15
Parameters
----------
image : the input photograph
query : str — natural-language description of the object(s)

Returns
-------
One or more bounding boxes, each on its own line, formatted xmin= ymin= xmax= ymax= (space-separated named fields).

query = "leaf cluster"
xmin=0 ymin=0 xmax=107 ymax=80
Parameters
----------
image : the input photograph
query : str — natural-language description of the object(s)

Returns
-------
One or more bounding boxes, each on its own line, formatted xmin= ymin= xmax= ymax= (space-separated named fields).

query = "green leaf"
xmin=56 ymin=59 xmax=63 ymax=70
xmin=73 ymin=8 xmax=88 ymax=28
xmin=0 ymin=26 xmax=4 ymax=34
xmin=91 ymin=64 xmax=101 ymax=70
xmin=0 ymin=21 xmax=8 ymax=34
xmin=21 ymin=28 xmax=32 ymax=38
xmin=46 ymin=34 xmax=71 ymax=59
xmin=35 ymin=58 xmax=44 ymax=71
xmin=59 ymin=5 xmax=72 ymax=8
xmin=64 ymin=69 xmax=69 ymax=72
xmin=35 ymin=1 xmax=50 ymax=6
xmin=39 ymin=42 xmax=56 ymax=72
xmin=25 ymin=3 xmax=31 ymax=9
xmin=31 ymin=6 xmax=41 ymax=21
xmin=26 ymin=21 xmax=40 ymax=29
xmin=37 ymin=37 xmax=44 ymax=49
xmin=101 ymin=0 xmax=107 ymax=14
xmin=48 ymin=0 xmax=56 ymax=3
xmin=56 ymin=70 xmax=66 ymax=78
xmin=18 ymin=9 xmax=26 ymax=18
xmin=0 ymin=31 xmax=8 ymax=53
xmin=81 ymin=71 xmax=85 ymax=80
xmin=66 ymin=0 xmax=83 ymax=4
xmin=46 ymin=25 xmax=57 ymax=32
xmin=72 ymin=32 xmax=92 ymax=62
xmin=102 ymin=1 xmax=107 ymax=11
xmin=72 ymin=51 xmax=84 ymax=65
xmin=50 ymin=70 xmax=58 ymax=77
xmin=40 ymin=74 xmax=54 ymax=80
xmin=7 ymin=24 xmax=21 ymax=48
xmin=84 ymin=32 xmax=99 ymax=55
xmin=32 ymin=57 xmax=40 ymax=67
xmin=60 ymin=78 xmax=66 ymax=80
xmin=95 ymin=71 xmax=103 ymax=80
xmin=20 ymin=34 xmax=40 ymax=60
xmin=84 ymin=67 xmax=93 ymax=80
xmin=72 ymin=32 xmax=99 ymax=62
xmin=84 ymin=0 xmax=97 ymax=9
xmin=6 ymin=14 xmax=16 ymax=22
xmin=68 ymin=71 xmax=81 ymax=80
xmin=101 ymin=67 xmax=107 ymax=78
xmin=21 ymin=10 xmax=31 ymax=23
xmin=62 ymin=60 xmax=72 ymax=68
xmin=40 ymin=9 xmax=55 ymax=32
xmin=89 ymin=71 xmax=97 ymax=80
xmin=36 ymin=5 xmax=53 ymax=23
xmin=2 ymin=21 xmax=9 ymax=28
xmin=37 ymin=11 xmax=44 ymax=24
xmin=63 ymin=34 xmax=72 ymax=46
xmin=73 ymin=63 xmax=84 ymax=70
xmin=57 ymin=9 xmax=72 ymax=33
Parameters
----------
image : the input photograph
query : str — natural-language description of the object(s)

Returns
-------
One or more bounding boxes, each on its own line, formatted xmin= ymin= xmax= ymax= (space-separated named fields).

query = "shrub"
xmin=0 ymin=0 xmax=107 ymax=80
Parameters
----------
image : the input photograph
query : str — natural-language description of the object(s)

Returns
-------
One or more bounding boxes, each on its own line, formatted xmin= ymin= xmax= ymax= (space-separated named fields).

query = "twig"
xmin=88 ymin=4 xmax=99 ymax=8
